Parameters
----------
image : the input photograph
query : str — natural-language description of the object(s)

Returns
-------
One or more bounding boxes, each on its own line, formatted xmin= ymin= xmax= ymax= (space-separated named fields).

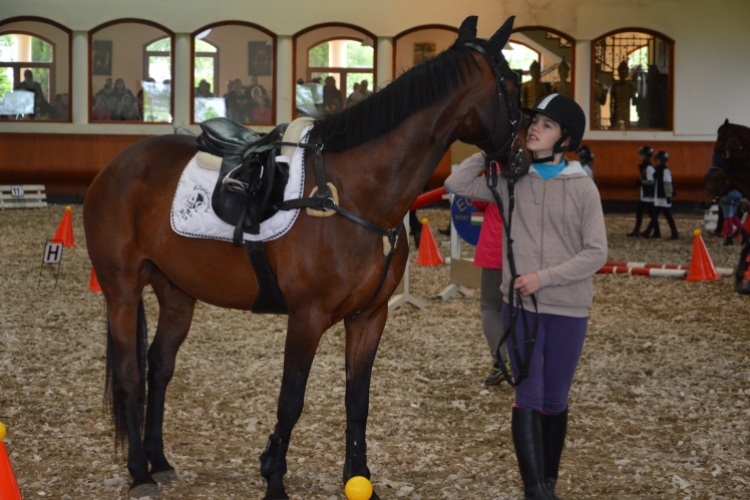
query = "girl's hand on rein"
xmin=514 ymin=272 xmax=541 ymax=296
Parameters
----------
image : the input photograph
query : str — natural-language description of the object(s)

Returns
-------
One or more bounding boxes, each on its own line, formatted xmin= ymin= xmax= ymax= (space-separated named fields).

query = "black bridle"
xmin=463 ymin=41 xmax=539 ymax=387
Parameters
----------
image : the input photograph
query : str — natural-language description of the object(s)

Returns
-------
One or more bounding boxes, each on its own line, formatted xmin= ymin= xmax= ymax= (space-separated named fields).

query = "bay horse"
xmin=700 ymin=120 xmax=750 ymax=207
xmin=83 ymin=15 xmax=527 ymax=499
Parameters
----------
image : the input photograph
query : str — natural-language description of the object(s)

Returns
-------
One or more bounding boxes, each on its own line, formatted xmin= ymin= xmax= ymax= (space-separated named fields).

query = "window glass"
xmin=90 ymin=21 xmax=173 ymax=123
xmin=508 ymin=29 xmax=574 ymax=109
xmin=0 ymin=20 xmax=71 ymax=121
xmin=592 ymin=30 xmax=672 ymax=130
xmin=303 ymin=39 xmax=374 ymax=116
xmin=192 ymin=23 xmax=275 ymax=125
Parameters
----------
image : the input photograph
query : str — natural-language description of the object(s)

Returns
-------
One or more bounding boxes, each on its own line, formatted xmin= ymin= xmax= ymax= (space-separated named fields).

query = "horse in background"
xmin=83 ymin=15 xmax=528 ymax=500
xmin=702 ymin=120 xmax=750 ymax=293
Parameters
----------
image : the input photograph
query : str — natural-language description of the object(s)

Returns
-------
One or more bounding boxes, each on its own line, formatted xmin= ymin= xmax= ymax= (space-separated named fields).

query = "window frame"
xmin=88 ymin=18 xmax=175 ymax=125
xmin=0 ymin=16 xmax=72 ymax=123
xmin=292 ymin=22 xmax=378 ymax=119
xmin=190 ymin=21 xmax=277 ymax=126
xmin=392 ymin=24 xmax=458 ymax=79
xmin=590 ymin=27 xmax=675 ymax=132
xmin=306 ymin=36 xmax=375 ymax=105
xmin=511 ymin=25 xmax=576 ymax=100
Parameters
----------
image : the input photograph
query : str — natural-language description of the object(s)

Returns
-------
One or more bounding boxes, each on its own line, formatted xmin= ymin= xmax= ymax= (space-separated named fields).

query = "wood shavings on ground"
xmin=1 ymin=206 xmax=749 ymax=499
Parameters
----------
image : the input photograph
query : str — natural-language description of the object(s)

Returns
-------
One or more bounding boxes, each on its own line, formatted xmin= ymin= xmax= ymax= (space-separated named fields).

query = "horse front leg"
xmin=261 ymin=310 xmax=329 ymax=500
xmin=342 ymin=304 xmax=388 ymax=500
xmin=142 ymin=271 xmax=196 ymax=485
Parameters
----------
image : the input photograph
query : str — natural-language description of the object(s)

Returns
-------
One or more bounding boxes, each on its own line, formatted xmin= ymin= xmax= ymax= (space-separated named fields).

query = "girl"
xmin=641 ymin=151 xmax=679 ymax=240
xmin=445 ymin=94 xmax=608 ymax=500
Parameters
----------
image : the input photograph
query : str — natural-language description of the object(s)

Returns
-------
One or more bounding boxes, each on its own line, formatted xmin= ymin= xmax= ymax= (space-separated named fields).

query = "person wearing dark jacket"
xmin=627 ymin=146 xmax=655 ymax=236
xmin=642 ymin=151 xmax=679 ymax=239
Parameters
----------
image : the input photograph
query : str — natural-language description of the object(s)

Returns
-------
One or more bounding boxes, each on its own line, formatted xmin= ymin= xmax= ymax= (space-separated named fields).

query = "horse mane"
xmin=313 ymin=42 xmax=482 ymax=154
xmin=722 ymin=121 xmax=750 ymax=134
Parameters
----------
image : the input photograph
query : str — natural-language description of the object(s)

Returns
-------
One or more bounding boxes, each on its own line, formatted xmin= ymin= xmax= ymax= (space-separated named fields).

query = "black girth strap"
xmin=246 ymin=240 xmax=288 ymax=314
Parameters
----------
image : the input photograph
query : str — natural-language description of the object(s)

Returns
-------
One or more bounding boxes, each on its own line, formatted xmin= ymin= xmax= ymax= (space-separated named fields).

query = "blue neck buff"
xmin=533 ymin=160 xmax=566 ymax=180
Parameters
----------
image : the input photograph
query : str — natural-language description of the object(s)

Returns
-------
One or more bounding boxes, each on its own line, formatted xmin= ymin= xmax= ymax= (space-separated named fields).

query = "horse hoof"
xmin=152 ymin=469 xmax=180 ymax=485
xmin=370 ymin=491 xmax=381 ymax=500
xmin=262 ymin=493 xmax=289 ymax=500
xmin=129 ymin=482 xmax=161 ymax=499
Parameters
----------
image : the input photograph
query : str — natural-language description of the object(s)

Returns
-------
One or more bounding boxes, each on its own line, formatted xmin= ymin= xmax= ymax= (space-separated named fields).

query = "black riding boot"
xmin=541 ymin=409 xmax=568 ymax=500
xmin=512 ymin=407 xmax=555 ymax=500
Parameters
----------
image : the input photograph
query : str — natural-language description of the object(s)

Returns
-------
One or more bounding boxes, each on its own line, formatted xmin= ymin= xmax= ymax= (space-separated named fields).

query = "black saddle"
xmin=196 ymin=118 xmax=290 ymax=245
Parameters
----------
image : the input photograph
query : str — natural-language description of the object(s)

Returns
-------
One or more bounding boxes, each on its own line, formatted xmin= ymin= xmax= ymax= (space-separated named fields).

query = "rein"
xmin=464 ymin=41 xmax=539 ymax=387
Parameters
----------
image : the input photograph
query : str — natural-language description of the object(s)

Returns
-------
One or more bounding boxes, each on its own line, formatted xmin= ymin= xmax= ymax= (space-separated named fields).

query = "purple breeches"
xmin=502 ymin=303 xmax=588 ymax=415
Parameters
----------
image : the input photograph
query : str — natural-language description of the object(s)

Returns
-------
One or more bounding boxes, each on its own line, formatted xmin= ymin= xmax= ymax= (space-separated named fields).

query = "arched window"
xmin=591 ymin=28 xmax=673 ymax=131
xmin=191 ymin=22 xmax=276 ymax=125
xmin=0 ymin=17 xmax=71 ymax=121
xmin=510 ymin=27 xmax=575 ymax=109
xmin=89 ymin=19 xmax=174 ymax=123
xmin=293 ymin=23 xmax=377 ymax=118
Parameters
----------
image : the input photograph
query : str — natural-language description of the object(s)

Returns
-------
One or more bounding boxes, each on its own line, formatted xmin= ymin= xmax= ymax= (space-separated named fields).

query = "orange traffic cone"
xmin=686 ymin=229 xmax=720 ymax=281
xmin=415 ymin=218 xmax=443 ymax=266
xmin=0 ymin=422 xmax=23 ymax=500
xmin=88 ymin=267 xmax=102 ymax=292
xmin=53 ymin=205 xmax=76 ymax=247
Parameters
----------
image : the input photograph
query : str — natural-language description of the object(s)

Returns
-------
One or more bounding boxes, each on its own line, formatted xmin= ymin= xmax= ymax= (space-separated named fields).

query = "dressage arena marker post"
xmin=0 ymin=184 xmax=47 ymax=209
xmin=388 ymin=214 xmax=425 ymax=311
xmin=37 ymin=240 xmax=64 ymax=289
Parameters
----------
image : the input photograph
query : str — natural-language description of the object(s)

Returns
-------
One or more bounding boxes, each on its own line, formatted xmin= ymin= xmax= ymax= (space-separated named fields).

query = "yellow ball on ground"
xmin=0 ymin=422 xmax=6 ymax=441
xmin=345 ymin=476 xmax=373 ymax=500
xmin=694 ymin=229 xmax=701 ymax=236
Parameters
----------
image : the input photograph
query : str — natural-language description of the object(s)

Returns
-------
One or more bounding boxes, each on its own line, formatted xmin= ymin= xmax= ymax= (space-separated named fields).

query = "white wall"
xmin=1 ymin=0 xmax=749 ymax=138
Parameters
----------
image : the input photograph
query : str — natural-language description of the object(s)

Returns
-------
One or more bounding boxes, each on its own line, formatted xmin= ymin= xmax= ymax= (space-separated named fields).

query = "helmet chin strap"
xmin=531 ymin=132 xmax=570 ymax=164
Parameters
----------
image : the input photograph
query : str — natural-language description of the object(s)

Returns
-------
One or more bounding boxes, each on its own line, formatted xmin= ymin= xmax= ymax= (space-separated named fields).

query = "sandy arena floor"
xmin=2 ymin=206 xmax=750 ymax=500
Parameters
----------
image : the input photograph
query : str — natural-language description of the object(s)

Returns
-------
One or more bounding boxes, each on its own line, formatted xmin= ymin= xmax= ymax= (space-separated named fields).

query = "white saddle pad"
xmin=170 ymin=127 xmax=310 ymax=243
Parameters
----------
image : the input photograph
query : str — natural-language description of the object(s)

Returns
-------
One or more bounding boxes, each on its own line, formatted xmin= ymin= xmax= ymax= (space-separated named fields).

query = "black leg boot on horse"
xmin=541 ymin=409 xmax=568 ymax=500
xmin=512 ymin=407 xmax=555 ymax=500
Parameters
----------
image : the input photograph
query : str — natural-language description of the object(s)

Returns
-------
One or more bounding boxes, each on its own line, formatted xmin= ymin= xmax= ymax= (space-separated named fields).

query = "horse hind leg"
xmin=102 ymin=268 xmax=160 ymax=498
xmin=261 ymin=311 xmax=330 ymax=500
xmin=142 ymin=267 xmax=196 ymax=485
xmin=342 ymin=304 xmax=389 ymax=500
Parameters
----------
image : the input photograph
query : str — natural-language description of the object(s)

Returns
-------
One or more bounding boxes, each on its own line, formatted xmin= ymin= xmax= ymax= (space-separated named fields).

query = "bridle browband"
xmin=463 ymin=40 xmax=539 ymax=388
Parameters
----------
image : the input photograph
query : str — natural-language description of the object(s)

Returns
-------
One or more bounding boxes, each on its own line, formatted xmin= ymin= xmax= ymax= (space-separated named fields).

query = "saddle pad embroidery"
xmin=170 ymin=126 xmax=310 ymax=243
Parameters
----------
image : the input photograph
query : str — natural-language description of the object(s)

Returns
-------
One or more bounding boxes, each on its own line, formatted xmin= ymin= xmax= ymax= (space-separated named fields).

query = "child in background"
xmin=471 ymin=197 xmax=511 ymax=386
xmin=576 ymin=145 xmax=595 ymax=182
xmin=642 ymin=151 xmax=679 ymax=239
xmin=627 ymin=146 xmax=655 ymax=237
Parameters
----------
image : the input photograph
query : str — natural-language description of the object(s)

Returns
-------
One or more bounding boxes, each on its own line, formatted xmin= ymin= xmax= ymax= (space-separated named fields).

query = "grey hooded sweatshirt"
xmin=445 ymin=153 xmax=608 ymax=317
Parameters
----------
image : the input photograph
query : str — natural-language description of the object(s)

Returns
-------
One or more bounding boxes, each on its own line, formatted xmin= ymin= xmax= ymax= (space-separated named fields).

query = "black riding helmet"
xmin=576 ymin=145 xmax=593 ymax=163
xmin=654 ymin=150 xmax=669 ymax=162
xmin=522 ymin=93 xmax=586 ymax=163
xmin=638 ymin=145 xmax=654 ymax=157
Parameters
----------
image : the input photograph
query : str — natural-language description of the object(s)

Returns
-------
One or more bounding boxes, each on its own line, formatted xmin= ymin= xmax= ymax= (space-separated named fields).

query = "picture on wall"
xmin=413 ymin=42 xmax=436 ymax=65
xmin=92 ymin=40 xmax=113 ymax=76
xmin=248 ymin=41 xmax=272 ymax=76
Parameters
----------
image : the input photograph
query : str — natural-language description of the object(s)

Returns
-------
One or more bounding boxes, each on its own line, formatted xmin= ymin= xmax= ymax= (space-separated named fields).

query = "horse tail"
xmin=105 ymin=298 xmax=149 ymax=450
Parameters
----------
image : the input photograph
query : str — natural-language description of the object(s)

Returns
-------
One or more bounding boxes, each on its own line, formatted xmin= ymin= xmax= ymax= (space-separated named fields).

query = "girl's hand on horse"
xmin=514 ymin=272 xmax=541 ymax=296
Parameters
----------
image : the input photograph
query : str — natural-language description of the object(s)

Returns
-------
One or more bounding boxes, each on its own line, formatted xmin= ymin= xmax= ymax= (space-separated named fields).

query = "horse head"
xmin=699 ymin=166 xmax=731 ymax=209
xmin=455 ymin=16 xmax=531 ymax=174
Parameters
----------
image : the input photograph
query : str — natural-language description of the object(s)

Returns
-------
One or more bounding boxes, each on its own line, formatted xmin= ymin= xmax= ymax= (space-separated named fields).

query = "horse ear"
xmin=725 ymin=118 xmax=730 ymax=125
xmin=457 ymin=16 xmax=478 ymax=41
xmin=489 ymin=16 xmax=516 ymax=54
